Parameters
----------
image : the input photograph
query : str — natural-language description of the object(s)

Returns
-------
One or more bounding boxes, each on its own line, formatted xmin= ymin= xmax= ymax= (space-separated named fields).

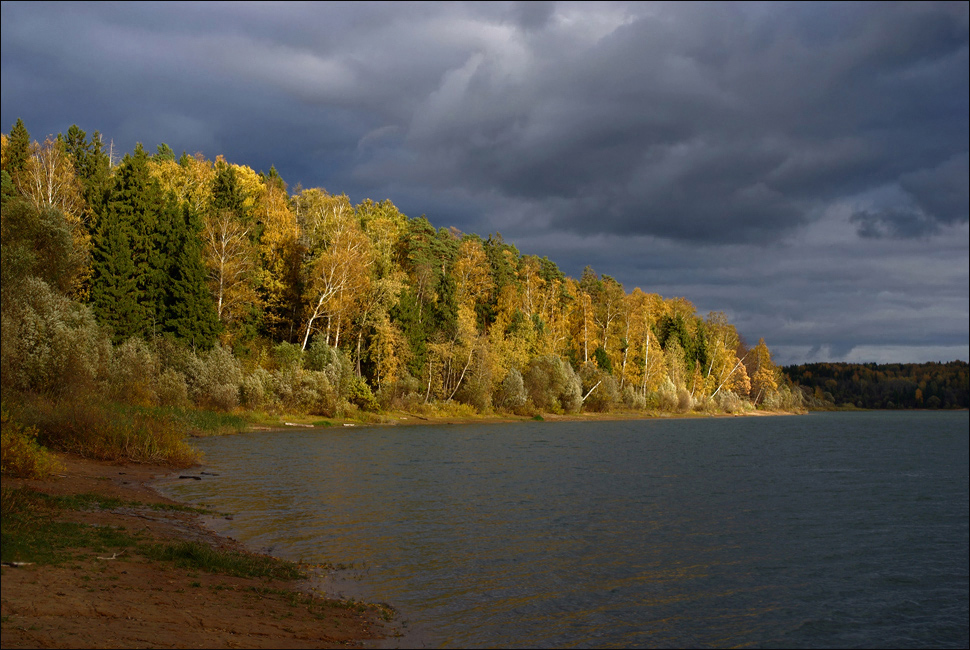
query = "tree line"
xmin=784 ymin=361 xmax=969 ymax=410
xmin=1 ymin=119 xmax=802 ymax=417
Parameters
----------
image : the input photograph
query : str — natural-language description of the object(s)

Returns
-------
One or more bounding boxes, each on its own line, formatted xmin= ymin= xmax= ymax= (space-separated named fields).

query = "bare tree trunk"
xmin=642 ymin=330 xmax=650 ymax=397
xmin=446 ymin=347 xmax=475 ymax=402
xmin=582 ymin=381 xmax=602 ymax=403
xmin=356 ymin=330 xmax=364 ymax=377
xmin=710 ymin=353 xmax=749 ymax=399
xmin=425 ymin=358 xmax=434 ymax=403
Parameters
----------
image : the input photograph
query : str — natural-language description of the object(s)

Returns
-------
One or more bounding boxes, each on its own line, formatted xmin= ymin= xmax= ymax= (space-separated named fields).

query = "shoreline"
xmin=252 ymin=406 xmax=804 ymax=431
xmin=0 ymin=453 xmax=397 ymax=649
xmin=3 ymin=408 xmax=801 ymax=648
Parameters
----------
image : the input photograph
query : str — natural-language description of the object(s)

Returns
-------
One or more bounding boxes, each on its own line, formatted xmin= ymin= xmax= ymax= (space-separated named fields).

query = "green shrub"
xmin=1 ymin=277 xmax=110 ymax=398
xmin=156 ymin=368 xmax=189 ymax=408
xmin=676 ymin=388 xmax=693 ymax=413
xmin=295 ymin=370 xmax=337 ymax=415
xmin=580 ymin=367 xmax=619 ymax=412
xmin=272 ymin=342 xmax=303 ymax=372
xmin=241 ymin=368 xmax=271 ymax=410
xmin=194 ymin=344 xmax=242 ymax=411
xmin=347 ymin=375 xmax=378 ymax=411
xmin=716 ymin=390 xmax=743 ymax=414
xmin=523 ymin=355 xmax=582 ymax=414
xmin=110 ymin=337 xmax=159 ymax=406
xmin=657 ymin=378 xmax=679 ymax=411
xmin=621 ymin=385 xmax=647 ymax=410
xmin=494 ymin=368 xmax=527 ymax=412
xmin=377 ymin=374 xmax=422 ymax=410
xmin=763 ymin=384 xmax=805 ymax=411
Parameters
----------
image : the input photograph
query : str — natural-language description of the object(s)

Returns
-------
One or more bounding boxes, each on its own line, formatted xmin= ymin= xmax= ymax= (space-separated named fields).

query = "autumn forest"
xmin=1 ymin=119 xmax=814 ymax=427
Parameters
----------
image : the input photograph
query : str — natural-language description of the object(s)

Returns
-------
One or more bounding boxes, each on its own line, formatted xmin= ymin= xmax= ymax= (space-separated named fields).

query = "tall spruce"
xmin=89 ymin=144 xmax=161 ymax=341
xmin=63 ymin=124 xmax=111 ymax=223
xmin=211 ymin=160 xmax=248 ymax=222
xmin=5 ymin=118 xmax=31 ymax=174
xmin=391 ymin=217 xmax=459 ymax=375
xmin=155 ymin=196 xmax=221 ymax=347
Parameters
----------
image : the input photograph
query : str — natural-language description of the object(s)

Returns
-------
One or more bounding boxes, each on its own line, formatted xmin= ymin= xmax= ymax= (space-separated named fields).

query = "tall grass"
xmin=10 ymin=396 xmax=201 ymax=467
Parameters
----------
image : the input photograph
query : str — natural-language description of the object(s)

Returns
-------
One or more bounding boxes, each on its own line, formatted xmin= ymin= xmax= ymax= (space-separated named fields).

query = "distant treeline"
xmin=783 ymin=361 xmax=969 ymax=410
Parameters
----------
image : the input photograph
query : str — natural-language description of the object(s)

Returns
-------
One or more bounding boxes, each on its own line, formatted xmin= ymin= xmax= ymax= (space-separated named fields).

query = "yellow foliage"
xmin=256 ymin=180 xmax=301 ymax=336
xmin=17 ymin=137 xmax=86 ymax=227
xmin=150 ymin=153 xmax=214 ymax=213
xmin=230 ymin=162 xmax=265 ymax=214
xmin=750 ymin=338 xmax=779 ymax=405
xmin=1 ymin=409 xmax=62 ymax=479
xmin=298 ymin=190 xmax=374 ymax=349
xmin=454 ymin=239 xmax=493 ymax=309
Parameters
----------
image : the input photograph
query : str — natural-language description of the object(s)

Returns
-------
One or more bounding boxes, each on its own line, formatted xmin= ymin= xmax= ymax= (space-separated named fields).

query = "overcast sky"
xmin=3 ymin=1 xmax=967 ymax=365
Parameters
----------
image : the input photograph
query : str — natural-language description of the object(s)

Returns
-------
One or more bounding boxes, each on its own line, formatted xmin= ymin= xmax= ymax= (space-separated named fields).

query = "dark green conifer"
xmin=211 ymin=161 xmax=247 ymax=221
xmin=89 ymin=145 xmax=161 ymax=341
xmin=63 ymin=125 xmax=111 ymax=223
xmin=154 ymin=143 xmax=175 ymax=161
xmin=155 ymin=196 xmax=221 ymax=347
xmin=5 ymin=118 xmax=31 ymax=174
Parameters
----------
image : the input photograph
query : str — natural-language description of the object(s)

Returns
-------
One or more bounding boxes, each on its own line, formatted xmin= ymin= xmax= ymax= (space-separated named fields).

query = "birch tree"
xmin=17 ymin=136 xmax=86 ymax=235
xmin=298 ymin=190 xmax=373 ymax=350
xmin=203 ymin=209 xmax=258 ymax=334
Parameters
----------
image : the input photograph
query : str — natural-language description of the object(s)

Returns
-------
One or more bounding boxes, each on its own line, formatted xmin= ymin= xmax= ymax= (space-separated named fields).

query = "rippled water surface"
xmin=157 ymin=411 xmax=969 ymax=648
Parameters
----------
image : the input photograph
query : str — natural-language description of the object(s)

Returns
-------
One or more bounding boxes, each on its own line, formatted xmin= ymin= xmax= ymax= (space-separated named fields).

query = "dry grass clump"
xmin=10 ymin=397 xmax=200 ymax=467
xmin=1 ymin=408 xmax=63 ymax=478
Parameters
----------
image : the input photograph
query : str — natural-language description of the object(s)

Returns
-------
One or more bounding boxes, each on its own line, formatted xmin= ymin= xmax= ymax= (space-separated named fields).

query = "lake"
xmin=157 ymin=411 xmax=969 ymax=648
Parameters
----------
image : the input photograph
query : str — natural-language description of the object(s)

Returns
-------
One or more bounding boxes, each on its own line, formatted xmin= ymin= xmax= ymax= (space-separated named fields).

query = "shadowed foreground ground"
xmin=1 ymin=453 xmax=399 ymax=649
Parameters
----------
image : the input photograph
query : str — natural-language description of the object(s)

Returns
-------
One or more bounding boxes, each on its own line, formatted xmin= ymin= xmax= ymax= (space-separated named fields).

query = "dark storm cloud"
xmin=850 ymin=207 xmax=939 ymax=239
xmin=899 ymin=153 xmax=970 ymax=225
xmin=2 ymin=1 xmax=966 ymax=364
xmin=439 ymin=3 xmax=965 ymax=242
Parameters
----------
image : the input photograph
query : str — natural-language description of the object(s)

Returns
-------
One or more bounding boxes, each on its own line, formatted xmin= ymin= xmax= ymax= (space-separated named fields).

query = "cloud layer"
xmin=3 ymin=1 xmax=967 ymax=364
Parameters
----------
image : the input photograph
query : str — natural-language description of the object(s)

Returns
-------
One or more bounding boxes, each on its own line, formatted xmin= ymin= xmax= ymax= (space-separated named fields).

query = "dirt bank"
xmin=1 ymin=453 xmax=396 ymax=649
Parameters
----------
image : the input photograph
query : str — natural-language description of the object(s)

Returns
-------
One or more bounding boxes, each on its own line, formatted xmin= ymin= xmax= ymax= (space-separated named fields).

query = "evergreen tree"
xmin=63 ymin=125 xmax=111 ymax=223
xmin=5 ymin=118 xmax=31 ymax=174
xmin=88 ymin=213 xmax=141 ymax=342
xmin=155 ymin=196 xmax=221 ymax=347
xmin=1 ymin=170 xmax=14 ymax=206
xmin=391 ymin=218 xmax=459 ymax=375
xmin=211 ymin=160 xmax=248 ymax=222
xmin=89 ymin=145 xmax=161 ymax=341
xmin=154 ymin=143 xmax=176 ymax=162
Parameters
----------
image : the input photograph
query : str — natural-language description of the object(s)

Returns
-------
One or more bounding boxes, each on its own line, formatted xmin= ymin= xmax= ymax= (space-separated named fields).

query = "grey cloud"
xmin=1 ymin=1 xmax=966 ymax=365
xmin=850 ymin=208 xmax=940 ymax=238
xmin=511 ymin=1 xmax=556 ymax=31
xmin=899 ymin=154 xmax=970 ymax=225
xmin=356 ymin=2 xmax=969 ymax=246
